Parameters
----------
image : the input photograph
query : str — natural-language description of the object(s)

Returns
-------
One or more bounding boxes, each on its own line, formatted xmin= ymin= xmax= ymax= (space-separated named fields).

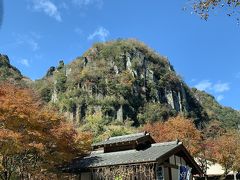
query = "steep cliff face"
xmin=35 ymin=40 xmax=208 ymax=126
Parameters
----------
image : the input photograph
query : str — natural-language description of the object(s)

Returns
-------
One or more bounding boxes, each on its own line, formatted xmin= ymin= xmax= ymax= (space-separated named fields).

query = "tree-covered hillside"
xmin=35 ymin=39 xmax=208 ymax=127
xmin=192 ymin=88 xmax=240 ymax=128
xmin=0 ymin=54 xmax=22 ymax=81
xmin=0 ymin=54 xmax=31 ymax=85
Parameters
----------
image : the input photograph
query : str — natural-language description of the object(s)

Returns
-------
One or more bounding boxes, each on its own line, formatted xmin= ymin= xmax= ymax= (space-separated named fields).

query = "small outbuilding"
xmin=64 ymin=132 xmax=202 ymax=180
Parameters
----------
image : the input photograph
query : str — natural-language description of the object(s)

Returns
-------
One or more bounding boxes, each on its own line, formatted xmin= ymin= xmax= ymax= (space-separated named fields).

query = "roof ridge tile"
xmin=152 ymin=140 xmax=180 ymax=147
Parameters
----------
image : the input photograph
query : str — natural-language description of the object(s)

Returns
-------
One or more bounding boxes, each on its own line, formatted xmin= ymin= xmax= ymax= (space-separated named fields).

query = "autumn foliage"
xmin=0 ymin=84 xmax=92 ymax=179
xmin=144 ymin=116 xmax=240 ymax=177
xmin=204 ymin=130 xmax=240 ymax=177
xmin=143 ymin=116 xmax=202 ymax=156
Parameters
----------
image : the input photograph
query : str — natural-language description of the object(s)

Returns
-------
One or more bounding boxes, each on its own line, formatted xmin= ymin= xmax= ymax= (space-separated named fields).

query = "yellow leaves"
xmin=96 ymin=124 xmax=137 ymax=143
xmin=85 ymin=111 xmax=103 ymax=128
xmin=74 ymin=132 xmax=92 ymax=153
xmin=81 ymin=68 xmax=89 ymax=77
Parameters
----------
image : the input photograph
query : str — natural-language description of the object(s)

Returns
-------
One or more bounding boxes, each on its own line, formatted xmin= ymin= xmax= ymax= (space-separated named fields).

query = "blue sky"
xmin=0 ymin=0 xmax=239 ymax=110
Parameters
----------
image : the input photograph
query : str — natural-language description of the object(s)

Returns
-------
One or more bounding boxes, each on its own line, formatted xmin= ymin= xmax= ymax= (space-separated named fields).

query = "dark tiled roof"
xmin=69 ymin=141 xmax=180 ymax=170
xmin=92 ymin=132 xmax=151 ymax=147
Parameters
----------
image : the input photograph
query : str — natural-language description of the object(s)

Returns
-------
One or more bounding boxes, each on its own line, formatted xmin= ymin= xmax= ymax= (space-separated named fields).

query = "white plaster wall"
xmin=171 ymin=168 xmax=179 ymax=180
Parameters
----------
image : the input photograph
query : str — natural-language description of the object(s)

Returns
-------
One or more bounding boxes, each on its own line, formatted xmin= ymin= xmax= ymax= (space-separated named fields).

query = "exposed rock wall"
xmin=35 ymin=40 xmax=208 ymax=125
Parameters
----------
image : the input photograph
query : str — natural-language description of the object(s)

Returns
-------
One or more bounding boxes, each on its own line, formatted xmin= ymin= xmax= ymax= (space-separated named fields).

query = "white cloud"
xmin=20 ymin=59 xmax=30 ymax=67
xmin=72 ymin=0 xmax=103 ymax=8
xmin=194 ymin=80 xmax=230 ymax=93
xmin=212 ymin=83 xmax=230 ymax=93
xmin=88 ymin=27 xmax=109 ymax=41
xmin=216 ymin=95 xmax=224 ymax=101
xmin=15 ymin=33 xmax=40 ymax=51
xmin=194 ymin=80 xmax=212 ymax=91
xmin=31 ymin=0 xmax=62 ymax=22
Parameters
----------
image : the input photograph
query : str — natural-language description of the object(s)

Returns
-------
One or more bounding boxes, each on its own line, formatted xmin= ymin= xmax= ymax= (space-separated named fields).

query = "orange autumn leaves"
xmin=0 ymin=84 xmax=92 ymax=178
xmin=143 ymin=116 xmax=240 ymax=175
xmin=143 ymin=116 xmax=202 ymax=156
xmin=208 ymin=131 xmax=240 ymax=174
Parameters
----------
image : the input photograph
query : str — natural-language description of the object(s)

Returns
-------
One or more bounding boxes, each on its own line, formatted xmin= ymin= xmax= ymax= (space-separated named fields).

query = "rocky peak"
xmin=0 ymin=54 xmax=24 ymax=83
xmin=57 ymin=60 xmax=65 ymax=70
xmin=0 ymin=54 xmax=33 ymax=87
xmin=34 ymin=39 xmax=208 ymax=126
xmin=45 ymin=66 xmax=56 ymax=77
xmin=0 ymin=54 xmax=10 ymax=66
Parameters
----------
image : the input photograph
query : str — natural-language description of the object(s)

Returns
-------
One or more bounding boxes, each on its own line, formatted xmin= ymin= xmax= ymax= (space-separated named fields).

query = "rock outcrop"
xmin=0 ymin=54 xmax=25 ymax=84
xmin=35 ymin=39 xmax=208 ymax=126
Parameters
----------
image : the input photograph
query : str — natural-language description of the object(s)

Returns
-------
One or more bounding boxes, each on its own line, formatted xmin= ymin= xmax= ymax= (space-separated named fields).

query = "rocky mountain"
xmin=0 ymin=54 xmax=31 ymax=85
xmin=34 ymin=39 xmax=208 ymax=126
xmin=2 ymin=39 xmax=240 ymax=131
xmin=192 ymin=88 xmax=240 ymax=128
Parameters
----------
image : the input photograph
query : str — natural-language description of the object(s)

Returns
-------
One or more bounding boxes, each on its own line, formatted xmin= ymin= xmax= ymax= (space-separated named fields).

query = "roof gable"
xmin=64 ymin=133 xmax=202 ymax=176
xmin=67 ymin=141 xmax=180 ymax=171
xmin=92 ymin=132 xmax=155 ymax=151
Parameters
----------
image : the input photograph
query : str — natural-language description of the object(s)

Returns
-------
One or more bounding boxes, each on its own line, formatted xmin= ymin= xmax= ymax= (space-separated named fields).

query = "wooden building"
xmin=64 ymin=132 xmax=202 ymax=180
